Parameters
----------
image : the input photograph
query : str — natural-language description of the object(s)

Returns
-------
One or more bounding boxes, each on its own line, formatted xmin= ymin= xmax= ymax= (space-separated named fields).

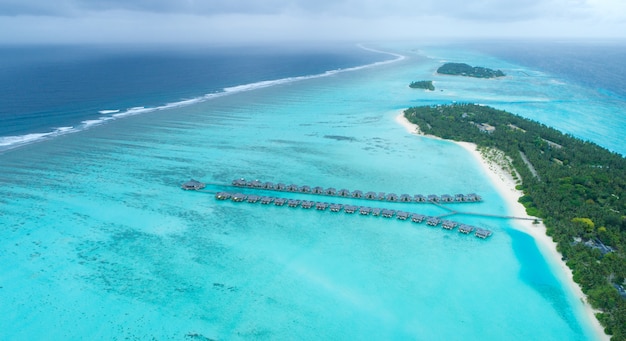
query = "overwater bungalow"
xmin=364 ymin=191 xmax=377 ymax=200
xmin=315 ymin=202 xmax=328 ymax=210
xmin=287 ymin=184 xmax=299 ymax=192
xmin=386 ymin=193 xmax=399 ymax=202
xmin=274 ymin=198 xmax=286 ymax=206
xmin=377 ymin=192 xmax=386 ymax=200
xmin=352 ymin=190 xmax=363 ymax=198
xmin=428 ymin=194 xmax=440 ymax=202
xmin=329 ymin=203 xmax=343 ymax=212
xmin=312 ymin=186 xmax=324 ymax=194
xmin=260 ymin=196 xmax=274 ymax=204
xmin=232 ymin=193 xmax=247 ymax=202
xmin=455 ymin=194 xmax=466 ymax=202
xmin=215 ymin=192 xmax=232 ymax=200
xmin=181 ymin=179 xmax=206 ymax=190
xmin=246 ymin=195 xmax=260 ymax=203
xmin=275 ymin=183 xmax=287 ymax=191
xmin=299 ymin=185 xmax=312 ymax=193
xmin=248 ymin=180 xmax=263 ymax=188
xmin=411 ymin=213 xmax=425 ymax=223
xmin=426 ymin=217 xmax=441 ymax=226
xmin=442 ymin=220 xmax=458 ymax=230
xmin=338 ymin=189 xmax=351 ymax=197
xmin=371 ymin=208 xmax=381 ymax=216
xmin=359 ymin=206 xmax=372 ymax=215
xmin=301 ymin=200 xmax=314 ymax=209
xmin=475 ymin=228 xmax=493 ymax=239
xmin=466 ymin=193 xmax=481 ymax=202
xmin=262 ymin=182 xmax=275 ymax=190
xmin=344 ymin=205 xmax=358 ymax=214
xmin=232 ymin=178 xmax=246 ymax=187
xmin=287 ymin=199 xmax=301 ymax=207
xmin=396 ymin=211 xmax=409 ymax=220
xmin=441 ymin=194 xmax=455 ymax=202
xmin=413 ymin=194 xmax=427 ymax=202
xmin=325 ymin=187 xmax=337 ymax=196
xmin=381 ymin=209 xmax=395 ymax=218
xmin=458 ymin=224 xmax=475 ymax=234
xmin=399 ymin=194 xmax=412 ymax=202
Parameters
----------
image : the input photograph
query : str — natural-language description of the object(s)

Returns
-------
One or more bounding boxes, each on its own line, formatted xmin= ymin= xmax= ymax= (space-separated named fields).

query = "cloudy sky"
xmin=0 ymin=0 xmax=625 ymax=43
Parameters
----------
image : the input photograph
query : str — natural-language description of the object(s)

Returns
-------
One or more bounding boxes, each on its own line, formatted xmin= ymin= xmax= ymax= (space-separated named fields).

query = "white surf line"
xmin=356 ymin=44 xmax=406 ymax=63
xmin=0 ymin=46 xmax=406 ymax=153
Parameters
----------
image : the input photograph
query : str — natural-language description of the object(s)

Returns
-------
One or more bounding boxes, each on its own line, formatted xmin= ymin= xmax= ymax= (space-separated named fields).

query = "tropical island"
xmin=409 ymin=80 xmax=435 ymax=91
xmin=437 ymin=62 xmax=505 ymax=78
xmin=404 ymin=103 xmax=626 ymax=340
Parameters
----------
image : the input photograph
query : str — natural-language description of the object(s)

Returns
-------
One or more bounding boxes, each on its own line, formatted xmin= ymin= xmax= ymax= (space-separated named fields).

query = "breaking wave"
xmin=0 ymin=46 xmax=403 ymax=152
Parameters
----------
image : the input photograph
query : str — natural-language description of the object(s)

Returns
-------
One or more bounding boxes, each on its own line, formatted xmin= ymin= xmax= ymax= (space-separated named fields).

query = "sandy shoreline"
xmin=395 ymin=111 xmax=608 ymax=340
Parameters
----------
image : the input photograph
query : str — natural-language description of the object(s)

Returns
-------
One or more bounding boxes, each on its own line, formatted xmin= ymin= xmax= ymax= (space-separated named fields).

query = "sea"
xmin=1 ymin=40 xmax=624 ymax=340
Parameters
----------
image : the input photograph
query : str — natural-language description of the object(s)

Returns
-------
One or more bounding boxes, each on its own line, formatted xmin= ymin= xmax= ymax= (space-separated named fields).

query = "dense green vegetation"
xmin=437 ymin=62 xmax=505 ymax=78
xmin=409 ymin=80 xmax=435 ymax=91
xmin=405 ymin=103 xmax=626 ymax=340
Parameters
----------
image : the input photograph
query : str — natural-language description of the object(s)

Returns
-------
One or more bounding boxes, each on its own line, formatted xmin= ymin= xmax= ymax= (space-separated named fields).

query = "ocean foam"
xmin=0 ymin=126 xmax=77 ymax=150
xmin=98 ymin=110 xmax=120 ymax=114
xmin=0 ymin=46 xmax=404 ymax=152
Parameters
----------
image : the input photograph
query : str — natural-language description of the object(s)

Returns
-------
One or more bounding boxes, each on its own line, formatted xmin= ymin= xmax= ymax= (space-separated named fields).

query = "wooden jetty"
xmin=182 ymin=178 xmax=495 ymax=240
xmin=225 ymin=178 xmax=483 ymax=205
xmin=210 ymin=191 xmax=492 ymax=239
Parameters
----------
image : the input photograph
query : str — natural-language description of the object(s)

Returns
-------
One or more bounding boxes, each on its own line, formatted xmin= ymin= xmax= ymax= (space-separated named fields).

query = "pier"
xmin=229 ymin=178 xmax=482 ymax=204
xmin=183 ymin=178 xmax=510 ymax=240
xmin=212 ymin=189 xmax=492 ymax=239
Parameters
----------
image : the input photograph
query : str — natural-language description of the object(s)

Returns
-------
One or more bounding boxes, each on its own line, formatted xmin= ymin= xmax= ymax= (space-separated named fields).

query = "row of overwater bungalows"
xmin=230 ymin=178 xmax=481 ymax=203
xmin=215 ymin=191 xmax=492 ymax=238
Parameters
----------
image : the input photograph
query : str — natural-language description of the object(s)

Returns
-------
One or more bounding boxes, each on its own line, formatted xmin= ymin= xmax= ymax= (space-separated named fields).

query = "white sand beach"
xmin=395 ymin=112 xmax=609 ymax=340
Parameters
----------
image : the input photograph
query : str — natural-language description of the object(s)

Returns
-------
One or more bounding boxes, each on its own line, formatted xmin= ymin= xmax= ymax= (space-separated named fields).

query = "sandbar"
xmin=395 ymin=111 xmax=608 ymax=340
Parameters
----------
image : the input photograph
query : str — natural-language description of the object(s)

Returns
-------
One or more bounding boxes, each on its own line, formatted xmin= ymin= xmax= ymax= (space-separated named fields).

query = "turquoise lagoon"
xmin=0 ymin=44 xmax=614 ymax=340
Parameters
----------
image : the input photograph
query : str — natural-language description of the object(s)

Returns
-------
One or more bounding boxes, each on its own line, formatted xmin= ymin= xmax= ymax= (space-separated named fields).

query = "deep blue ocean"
xmin=1 ymin=41 xmax=623 ymax=339
xmin=2 ymin=41 xmax=624 ymax=154
xmin=0 ymin=44 xmax=389 ymax=147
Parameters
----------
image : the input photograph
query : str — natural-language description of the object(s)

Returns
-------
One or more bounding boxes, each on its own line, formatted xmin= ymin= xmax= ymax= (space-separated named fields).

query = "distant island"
xmin=404 ymin=103 xmax=626 ymax=339
xmin=409 ymin=80 xmax=435 ymax=91
xmin=437 ymin=63 xmax=505 ymax=78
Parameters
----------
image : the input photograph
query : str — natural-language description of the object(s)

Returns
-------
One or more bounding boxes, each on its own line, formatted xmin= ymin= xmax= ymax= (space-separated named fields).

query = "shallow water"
xmin=0 ymin=43 xmax=614 ymax=339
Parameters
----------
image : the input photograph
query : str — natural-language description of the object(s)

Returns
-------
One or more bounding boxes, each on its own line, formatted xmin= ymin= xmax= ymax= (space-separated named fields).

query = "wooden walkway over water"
xmin=226 ymin=178 xmax=483 ymax=204
xmin=212 ymin=190 xmax=492 ymax=239
xmin=178 ymin=178 xmax=542 ymax=240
